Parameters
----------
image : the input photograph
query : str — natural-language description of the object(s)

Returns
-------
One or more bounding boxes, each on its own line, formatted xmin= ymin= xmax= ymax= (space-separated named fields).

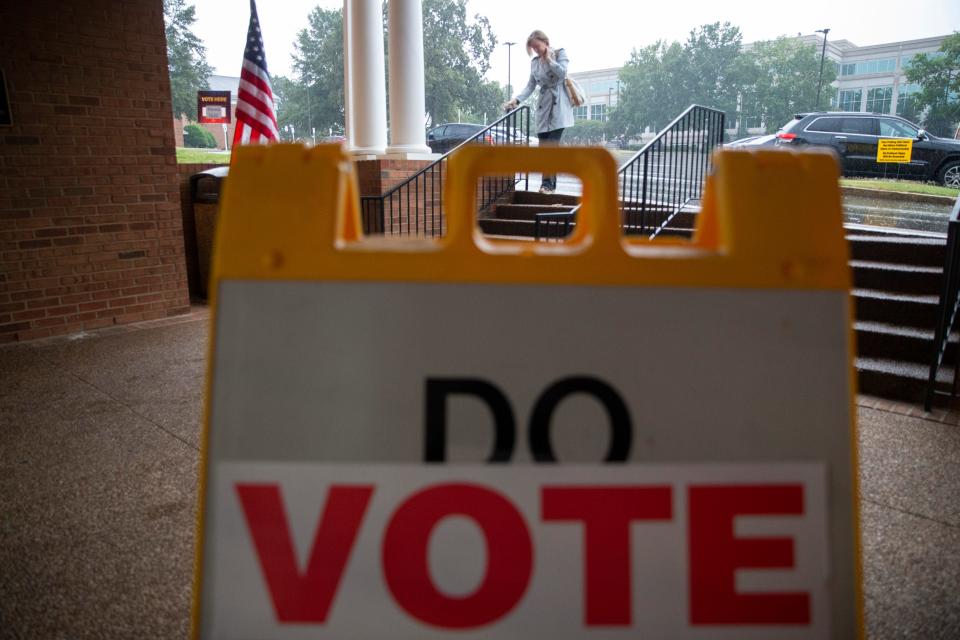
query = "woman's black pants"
xmin=536 ymin=128 xmax=565 ymax=190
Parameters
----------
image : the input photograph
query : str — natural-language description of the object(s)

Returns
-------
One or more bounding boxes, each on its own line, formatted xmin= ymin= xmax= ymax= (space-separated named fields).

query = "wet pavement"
xmin=545 ymin=172 xmax=956 ymax=236
xmin=843 ymin=194 xmax=953 ymax=234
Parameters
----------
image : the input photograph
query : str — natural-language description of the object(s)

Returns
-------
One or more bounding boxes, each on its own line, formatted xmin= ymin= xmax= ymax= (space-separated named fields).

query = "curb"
xmin=841 ymin=186 xmax=957 ymax=206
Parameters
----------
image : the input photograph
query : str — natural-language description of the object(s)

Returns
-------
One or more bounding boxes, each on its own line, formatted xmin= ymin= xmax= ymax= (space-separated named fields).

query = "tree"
xmin=565 ymin=119 xmax=607 ymax=144
xmin=608 ymin=23 xmax=751 ymax=138
xmin=905 ymin=32 xmax=960 ymax=137
xmin=742 ymin=36 xmax=837 ymax=134
xmin=420 ymin=0 xmax=502 ymax=124
xmin=287 ymin=6 xmax=345 ymax=139
xmin=163 ymin=0 xmax=213 ymax=120
xmin=610 ymin=26 xmax=839 ymax=139
xmin=608 ymin=40 xmax=694 ymax=137
xmin=683 ymin=23 xmax=750 ymax=125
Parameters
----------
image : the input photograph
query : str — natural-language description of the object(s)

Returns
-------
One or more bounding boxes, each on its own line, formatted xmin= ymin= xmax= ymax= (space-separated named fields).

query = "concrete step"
xmin=854 ymin=321 xmax=954 ymax=364
xmin=511 ymin=190 xmax=580 ymax=206
xmin=847 ymin=234 xmax=946 ymax=266
xmin=492 ymin=203 xmax=577 ymax=221
xmin=853 ymin=288 xmax=940 ymax=328
xmin=482 ymin=234 xmax=536 ymax=242
xmin=850 ymin=260 xmax=944 ymax=295
xmin=478 ymin=218 xmax=548 ymax=238
xmin=856 ymin=356 xmax=952 ymax=404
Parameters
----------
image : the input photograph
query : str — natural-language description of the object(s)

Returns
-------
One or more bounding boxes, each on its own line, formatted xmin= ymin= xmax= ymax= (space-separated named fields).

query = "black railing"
xmin=361 ymin=107 xmax=532 ymax=236
xmin=924 ymin=194 xmax=960 ymax=411
xmin=533 ymin=211 xmax=576 ymax=242
xmin=534 ymin=104 xmax=725 ymax=241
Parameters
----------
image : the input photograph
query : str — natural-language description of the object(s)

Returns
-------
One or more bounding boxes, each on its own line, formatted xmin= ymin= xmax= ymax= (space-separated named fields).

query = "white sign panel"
xmin=197 ymin=280 xmax=858 ymax=638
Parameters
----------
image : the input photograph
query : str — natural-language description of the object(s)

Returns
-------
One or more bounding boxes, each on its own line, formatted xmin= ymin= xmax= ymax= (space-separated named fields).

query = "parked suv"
xmin=426 ymin=123 xmax=490 ymax=154
xmin=426 ymin=123 xmax=534 ymax=154
xmin=774 ymin=112 xmax=960 ymax=187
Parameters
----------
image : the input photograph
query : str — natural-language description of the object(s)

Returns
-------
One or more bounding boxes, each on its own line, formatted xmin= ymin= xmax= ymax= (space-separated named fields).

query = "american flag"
xmin=231 ymin=0 xmax=279 ymax=153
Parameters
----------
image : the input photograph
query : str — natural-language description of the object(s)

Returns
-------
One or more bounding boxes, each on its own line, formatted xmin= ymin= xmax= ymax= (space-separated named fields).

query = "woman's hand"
xmin=504 ymin=98 xmax=519 ymax=111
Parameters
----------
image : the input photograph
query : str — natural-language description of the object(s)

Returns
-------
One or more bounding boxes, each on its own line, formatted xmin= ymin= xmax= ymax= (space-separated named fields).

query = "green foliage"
xmin=608 ymin=40 xmax=688 ymax=136
xmin=610 ymin=24 xmax=840 ymax=138
xmin=183 ymin=123 xmax=217 ymax=148
xmin=421 ymin=0 xmax=502 ymax=125
xmin=281 ymin=6 xmax=345 ymax=138
xmin=163 ymin=0 xmax=213 ymax=120
xmin=176 ymin=147 xmax=228 ymax=164
xmin=742 ymin=36 xmax=837 ymax=134
xmin=609 ymin=23 xmax=746 ymax=136
xmin=683 ymin=23 xmax=750 ymax=123
xmin=564 ymin=120 xmax=607 ymax=144
xmin=905 ymin=32 xmax=960 ymax=137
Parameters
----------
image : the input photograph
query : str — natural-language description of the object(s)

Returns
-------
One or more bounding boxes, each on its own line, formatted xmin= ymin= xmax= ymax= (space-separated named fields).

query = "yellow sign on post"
xmin=877 ymin=138 xmax=913 ymax=163
xmin=192 ymin=144 xmax=863 ymax=639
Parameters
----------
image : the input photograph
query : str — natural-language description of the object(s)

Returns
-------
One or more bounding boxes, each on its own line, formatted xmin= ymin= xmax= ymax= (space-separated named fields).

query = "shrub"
xmin=184 ymin=124 xmax=218 ymax=148
xmin=564 ymin=120 xmax=607 ymax=145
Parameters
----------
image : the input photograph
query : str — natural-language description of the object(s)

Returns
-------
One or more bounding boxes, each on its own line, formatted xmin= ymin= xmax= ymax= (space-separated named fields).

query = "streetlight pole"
xmin=815 ymin=28 xmax=830 ymax=110
xmin=504 ymin=42 xmax=516 ymax=103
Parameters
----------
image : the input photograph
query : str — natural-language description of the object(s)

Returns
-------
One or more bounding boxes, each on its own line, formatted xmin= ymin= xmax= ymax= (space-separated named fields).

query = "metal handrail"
xmin=924 ymin=193 xmax=960 ymax=411
xmin=534 ymin=104 xmax=725 ymax=241
xmin=361 ymin=106 xmax=532 ymax=236
xmin=616 ymin=104 xmax=725 ymax=238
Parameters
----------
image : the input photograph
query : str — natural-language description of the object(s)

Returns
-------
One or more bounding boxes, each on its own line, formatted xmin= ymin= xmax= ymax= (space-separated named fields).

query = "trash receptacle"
xmin=190 ymin=166 xmax=228 ymax=298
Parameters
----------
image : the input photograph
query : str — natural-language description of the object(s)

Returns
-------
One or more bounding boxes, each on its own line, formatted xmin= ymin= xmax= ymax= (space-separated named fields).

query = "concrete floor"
xmin=2 ymin=309 xmax=960 ymax=639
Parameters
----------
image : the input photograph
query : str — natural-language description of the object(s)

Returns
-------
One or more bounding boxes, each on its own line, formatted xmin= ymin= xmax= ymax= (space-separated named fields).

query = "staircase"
xmin=849 ymin=228 xmax=952 ymax=404
xmin=478 ymin=190 xmax=580 ymax=239
xmin=479 ymin=195 xmax=954 ymax=405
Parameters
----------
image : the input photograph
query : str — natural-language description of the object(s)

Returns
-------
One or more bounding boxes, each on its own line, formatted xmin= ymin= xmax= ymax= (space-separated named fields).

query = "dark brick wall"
xmin=0 ymin=0 xmax=190 ymax=342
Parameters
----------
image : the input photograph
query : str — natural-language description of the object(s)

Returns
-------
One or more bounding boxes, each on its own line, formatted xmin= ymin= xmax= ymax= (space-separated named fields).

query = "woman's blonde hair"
xmin=526 ymin=30 xmax=549 ymax=57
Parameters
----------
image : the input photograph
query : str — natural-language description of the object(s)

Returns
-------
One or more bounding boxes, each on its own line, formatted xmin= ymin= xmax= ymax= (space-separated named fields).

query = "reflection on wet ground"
xmin=844 ymin=195 xmax=954 ymax=235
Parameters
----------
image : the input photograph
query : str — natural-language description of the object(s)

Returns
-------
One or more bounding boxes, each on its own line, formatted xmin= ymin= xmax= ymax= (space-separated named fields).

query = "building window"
xmin=588 ymin=79 xmax=618 ymax=97
xmin=840 ymin=58 xmax=896 ymax=76
xmin=837 ymin=89 xmax=862 ymax=111
xmin=574 ymin=105 xmax=589 ymax=121
xmin=897 ymin=83 xmax=921 ymax=118
xmin=590 ymin=104 xmax=607 ymax=121
xmin=865 ymin=86 xmax=893 ymax=113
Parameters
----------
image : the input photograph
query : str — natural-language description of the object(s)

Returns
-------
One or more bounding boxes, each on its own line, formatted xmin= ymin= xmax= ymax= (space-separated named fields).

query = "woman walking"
xmin=505 ymin=30 xmax=575 ymax=194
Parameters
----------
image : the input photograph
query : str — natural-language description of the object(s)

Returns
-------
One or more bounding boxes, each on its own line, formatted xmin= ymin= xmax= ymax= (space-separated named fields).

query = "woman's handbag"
xmin=564 ymin=77 xmax=585 ymax=107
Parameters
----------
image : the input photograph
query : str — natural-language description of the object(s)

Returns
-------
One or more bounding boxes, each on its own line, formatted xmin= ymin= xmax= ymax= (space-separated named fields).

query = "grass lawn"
xmin=841 ymin=178 xmax=959 ymax=198
xmin=176 ymin=147 xmax=230 ymax=164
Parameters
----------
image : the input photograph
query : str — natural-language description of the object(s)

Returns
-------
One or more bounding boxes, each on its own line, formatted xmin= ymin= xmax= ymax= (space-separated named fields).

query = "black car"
xmin=774 ymin=112 xmax=960 ymax=187
xmin=425 ymin=123 xmax=533 ymax=154
xmin=726 ymin=133 xmax=778 ymax=148
xmin=426 ymin=123 xmax=490 ymax=154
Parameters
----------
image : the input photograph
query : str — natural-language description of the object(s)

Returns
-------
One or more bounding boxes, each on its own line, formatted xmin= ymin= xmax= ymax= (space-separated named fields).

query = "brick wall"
xmin=355 ymin=158 xmax=443 ymax=234
xmin=0 ymin=0 xmax=190 ymax=343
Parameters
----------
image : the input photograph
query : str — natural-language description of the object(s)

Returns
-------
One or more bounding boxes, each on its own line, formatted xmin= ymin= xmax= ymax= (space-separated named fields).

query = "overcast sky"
xmin=192 ymin=0 xmax=960 ymax=87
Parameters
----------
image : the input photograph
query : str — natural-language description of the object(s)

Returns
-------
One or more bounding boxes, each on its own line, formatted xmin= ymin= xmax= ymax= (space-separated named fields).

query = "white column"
xmin=387 ymin=0 xmax=431 ymax=154
xmin=349 ymin=0 xmax=387 ymax=155
xmin=342 ymin=0 xmax=354 ymax=150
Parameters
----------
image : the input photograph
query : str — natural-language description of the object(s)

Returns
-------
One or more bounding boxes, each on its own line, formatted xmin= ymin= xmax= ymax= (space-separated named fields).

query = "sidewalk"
xmin=1 ymin=309 xmax=959 ymax=638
